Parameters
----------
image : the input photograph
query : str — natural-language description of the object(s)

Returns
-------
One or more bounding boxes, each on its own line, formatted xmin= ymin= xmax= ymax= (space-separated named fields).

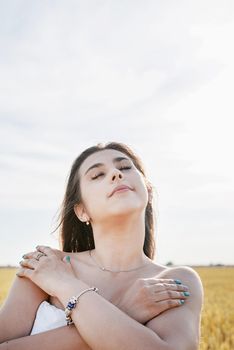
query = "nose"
xmin=111 ymin=168 xmax=123 ymax=182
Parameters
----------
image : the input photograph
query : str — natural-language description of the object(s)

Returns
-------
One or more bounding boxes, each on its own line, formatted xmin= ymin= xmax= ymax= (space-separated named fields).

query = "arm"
xmin=0 ymin=280 xmax=173 ymax=350
xmin=145 ymin=267 xmax=204 ymax=350
xmin=16 ymin=247 xmax=203 ymax=350
xmin=58 ymin=280 xmax=174 ymax=350
xmin=0 ymin=275 xmax=48 ymax=342
xmin=57 ymin=267 xmax=203 ymax=350
xmin=0 ymin=325 xmax=91 ymax=350
xmin=0 ymin=247 xmax=68 ymax=342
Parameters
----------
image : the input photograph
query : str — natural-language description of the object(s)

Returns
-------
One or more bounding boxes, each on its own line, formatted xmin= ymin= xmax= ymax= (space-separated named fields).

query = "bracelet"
xmin=65 ymin=287 xmax=99 ymax=325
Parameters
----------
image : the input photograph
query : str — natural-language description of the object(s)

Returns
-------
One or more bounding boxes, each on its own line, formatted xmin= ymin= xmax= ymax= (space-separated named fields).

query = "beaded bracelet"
xmin=65 ymin=287 xmax=99 ymax=325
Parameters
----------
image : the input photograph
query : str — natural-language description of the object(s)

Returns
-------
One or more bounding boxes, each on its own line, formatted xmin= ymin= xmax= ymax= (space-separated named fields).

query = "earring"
xmin=86 ymin=220 xmax=90 ymax=225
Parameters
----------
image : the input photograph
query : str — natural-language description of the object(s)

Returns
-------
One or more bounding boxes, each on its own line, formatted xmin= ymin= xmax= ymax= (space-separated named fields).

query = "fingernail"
xmin=180 ymin=300 xmax=185 ymax=304
xmin=65 ymin=256 xmax=71 ymax=263
xmin=183 ymin=292 xmax=190 ymax=296
xmin=174 ymin=279 xmax=182 ymax=284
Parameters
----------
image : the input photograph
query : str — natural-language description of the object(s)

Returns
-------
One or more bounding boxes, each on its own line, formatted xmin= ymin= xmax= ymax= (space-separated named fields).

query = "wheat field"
xmin=195 ymin=267 xmax=234 ymax=350
xmin=0 ymin=266 xmax=233 ymax=349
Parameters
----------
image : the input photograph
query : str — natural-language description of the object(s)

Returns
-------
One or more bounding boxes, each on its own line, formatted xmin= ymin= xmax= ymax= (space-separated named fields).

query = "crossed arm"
xmin=0 ymin=325 xmax=90 ymax=350
xmin=0 ymin=266 xmax=203 ymax=350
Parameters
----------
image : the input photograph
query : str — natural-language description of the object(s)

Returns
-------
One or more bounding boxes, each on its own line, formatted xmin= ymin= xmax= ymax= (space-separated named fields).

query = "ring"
xmin=35 ymin=252 xmax=46 ymax=261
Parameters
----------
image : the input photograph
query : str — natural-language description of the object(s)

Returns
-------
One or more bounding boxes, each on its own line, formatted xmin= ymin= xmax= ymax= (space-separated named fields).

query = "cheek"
xmin=136 ymin=177 xmax=149 ymax=203
xmin=82 ymin=185 xmax=106 ymax=213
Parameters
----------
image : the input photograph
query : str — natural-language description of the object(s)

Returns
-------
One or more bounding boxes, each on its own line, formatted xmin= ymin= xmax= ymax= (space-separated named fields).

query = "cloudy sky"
xmin=0 ymin=0 xmax=233 ymax=266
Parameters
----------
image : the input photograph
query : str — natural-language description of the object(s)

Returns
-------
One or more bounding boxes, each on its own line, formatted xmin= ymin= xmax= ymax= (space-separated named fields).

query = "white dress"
xmin=30 ymin=301 xmax=67 ymax=335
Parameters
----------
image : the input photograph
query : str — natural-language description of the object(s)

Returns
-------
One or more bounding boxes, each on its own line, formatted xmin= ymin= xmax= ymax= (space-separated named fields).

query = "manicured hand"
xmin=115 ymin=277 xmax=190 ymax=324
xmin=17 ymin=245 xmax=76 ymax=297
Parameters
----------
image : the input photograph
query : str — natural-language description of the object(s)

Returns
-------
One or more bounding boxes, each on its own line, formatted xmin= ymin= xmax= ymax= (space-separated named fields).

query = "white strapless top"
xmin=30 ymin=301 xmax=67 ymax=335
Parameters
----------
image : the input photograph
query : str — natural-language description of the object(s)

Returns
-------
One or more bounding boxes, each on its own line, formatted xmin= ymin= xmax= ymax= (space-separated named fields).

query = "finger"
xmin=170 ymin=283 xmax=189 ymax=292
xmin=154 ymin=298 xmax=185 ymax=314
xmin=19 ymin=258 xmax=38 ymax=270
xmin=16 ymin=267 xmax=33 ymax=278
xmin=22 ymin=251 xmax=36 ymax=259
xmin=62 ymin=255 xmax=79 ymax=278
xmin=151 ymin=283 xmax=189 ymax=293
xmin=49 ymin=248 xmax=64 ymax=258
xmin=154 ymin=290 xmax=190 ymax=302
xmin=148 ymin=283 xmax=178 ymax=293
xmin=23 ymin=248 xmax=62 ymax=260
xmin=146 ymin=278 xmax=182 ymax=285
xmin=36 ymin=245 xmax=54 ymax=256
xmin=22 ymin=251 xmax=45 ymax=260
xmin=63 ymin=255 xmax=75 ymax=271
xmin=63 ymin=255 xmax=71 ymax=263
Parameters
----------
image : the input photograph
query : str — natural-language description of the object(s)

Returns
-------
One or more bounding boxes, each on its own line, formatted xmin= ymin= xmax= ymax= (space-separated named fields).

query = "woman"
xmin=0 ymin=142 xmax=203 ymax=349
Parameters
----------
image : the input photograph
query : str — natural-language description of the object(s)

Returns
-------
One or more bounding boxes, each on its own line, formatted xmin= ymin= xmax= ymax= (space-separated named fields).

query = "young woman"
xmin=0 ymin=142 xmax=204 ymax=349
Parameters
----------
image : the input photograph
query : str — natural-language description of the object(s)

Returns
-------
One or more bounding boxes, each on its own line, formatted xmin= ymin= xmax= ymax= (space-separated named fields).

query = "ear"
xmin=74 ymin=203 xmax=89 ymax=223
xmin=147 ymin=183 xmax=153 ymax=204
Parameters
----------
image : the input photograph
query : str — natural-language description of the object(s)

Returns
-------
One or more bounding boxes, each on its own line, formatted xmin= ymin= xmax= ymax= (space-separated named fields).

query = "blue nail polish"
xmin=183 ymin=291 xmax=190 ymax=296
xmin=65 ymin=256 xmax=71 ymax=263
xmin=174 ymin=279 xmax=182 ymax=284
xmin=180 ymin=300 xmax=185 ymax=304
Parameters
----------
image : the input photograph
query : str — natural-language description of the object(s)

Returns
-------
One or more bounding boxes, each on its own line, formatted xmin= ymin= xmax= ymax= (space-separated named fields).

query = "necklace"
xmin=89 ymin=249 xmax=151 ymax=273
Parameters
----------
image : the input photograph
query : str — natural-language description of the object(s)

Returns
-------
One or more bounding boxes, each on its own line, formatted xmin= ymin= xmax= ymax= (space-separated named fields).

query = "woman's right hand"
xmin=115 ymin=277 xmax=190 ymax=324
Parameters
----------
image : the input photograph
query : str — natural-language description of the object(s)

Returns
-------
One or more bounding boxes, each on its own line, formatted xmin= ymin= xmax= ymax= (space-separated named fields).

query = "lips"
xmin=109 ymin=185 xmax=133 ymax=197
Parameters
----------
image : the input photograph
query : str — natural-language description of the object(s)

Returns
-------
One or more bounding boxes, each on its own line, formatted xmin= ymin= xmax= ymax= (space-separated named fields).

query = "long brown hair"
xmin=53 ymin=142 xmax=157 ymax=260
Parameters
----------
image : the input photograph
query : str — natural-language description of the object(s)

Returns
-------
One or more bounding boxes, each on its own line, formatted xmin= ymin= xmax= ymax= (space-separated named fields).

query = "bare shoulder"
xmin=162 ymin=266 xmax=203 ymax=296
xmin=145 ymin=265 xmax=204 ymax=350
xmin=150 ymin=262 xmax=203 ymax=287
xmin=157 ymin=264 xmax=202 ymax=280
xmin=157 ymin=264 xmax=204 ymax=308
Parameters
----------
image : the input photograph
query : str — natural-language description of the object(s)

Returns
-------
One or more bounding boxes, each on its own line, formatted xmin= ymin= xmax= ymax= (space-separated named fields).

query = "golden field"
xmin=0 ymin=268 xmax=17 ymax=306
xmin=0 ymin=266 xmax=233 ymax=349
xmin=195 ymin=267 xmax=234 ymax=350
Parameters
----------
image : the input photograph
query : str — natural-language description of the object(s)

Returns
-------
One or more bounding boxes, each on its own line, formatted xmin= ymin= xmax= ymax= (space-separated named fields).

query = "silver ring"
xmin=35 ymin=252 xmax=46 ymax=261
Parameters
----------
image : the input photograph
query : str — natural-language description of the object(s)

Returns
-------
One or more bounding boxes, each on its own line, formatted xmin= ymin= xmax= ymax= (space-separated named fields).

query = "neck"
xmin=90 ymin=211 xmax=151 ymax=272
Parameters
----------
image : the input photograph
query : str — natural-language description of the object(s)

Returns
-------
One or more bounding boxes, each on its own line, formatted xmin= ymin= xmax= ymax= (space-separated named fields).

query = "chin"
xmin=108 ymin=201 xmax=146 ymax=216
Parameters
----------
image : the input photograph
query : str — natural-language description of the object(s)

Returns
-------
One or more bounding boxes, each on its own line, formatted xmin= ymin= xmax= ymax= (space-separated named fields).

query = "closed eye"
xmin=91 ymin=166 xmax=132 ymax=180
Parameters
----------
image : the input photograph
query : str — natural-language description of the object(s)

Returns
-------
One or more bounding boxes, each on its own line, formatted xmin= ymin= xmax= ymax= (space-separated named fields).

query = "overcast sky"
xmin=0 ymin=0 xmax=233 ymax=266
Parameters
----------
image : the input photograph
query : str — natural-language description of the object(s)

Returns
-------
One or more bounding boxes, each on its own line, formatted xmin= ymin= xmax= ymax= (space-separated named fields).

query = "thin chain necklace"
xmin=89 ymin=249 xmax=151 ymax=273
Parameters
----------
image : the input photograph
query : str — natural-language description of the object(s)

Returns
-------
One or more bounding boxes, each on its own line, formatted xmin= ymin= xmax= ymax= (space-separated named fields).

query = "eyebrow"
xmin=84 ymin=156 xmax=130 ymax=176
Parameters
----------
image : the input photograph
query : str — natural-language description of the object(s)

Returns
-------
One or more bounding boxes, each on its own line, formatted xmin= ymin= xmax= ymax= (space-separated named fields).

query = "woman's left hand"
xmin=17 ymin=245 xmax=76 ymax=297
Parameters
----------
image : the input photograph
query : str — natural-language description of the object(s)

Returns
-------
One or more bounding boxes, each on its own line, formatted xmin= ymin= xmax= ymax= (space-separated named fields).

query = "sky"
xmin=0 ymin=0 xmax=233 ymax=267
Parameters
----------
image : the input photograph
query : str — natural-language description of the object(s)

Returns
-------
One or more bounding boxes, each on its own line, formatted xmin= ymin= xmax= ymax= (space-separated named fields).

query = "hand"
xmin=17 ymin=245 xmax=76 ymax=297
xmin=115 ymin=277 xmax=190 ymax=324
xmin=22 ymin=247 xmax=65 ymax=261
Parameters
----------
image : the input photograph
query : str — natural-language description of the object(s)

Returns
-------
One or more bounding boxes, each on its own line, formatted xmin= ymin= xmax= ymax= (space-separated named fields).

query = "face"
xmin=75 ymin=149 xmax=149 ymax=224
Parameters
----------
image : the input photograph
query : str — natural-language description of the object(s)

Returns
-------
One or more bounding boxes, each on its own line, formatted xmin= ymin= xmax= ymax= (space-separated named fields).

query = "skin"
xmin=3 ymin=149 xmax=204 ymax=349
xmin=74 ymin=148 xmax=152 ymax=272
